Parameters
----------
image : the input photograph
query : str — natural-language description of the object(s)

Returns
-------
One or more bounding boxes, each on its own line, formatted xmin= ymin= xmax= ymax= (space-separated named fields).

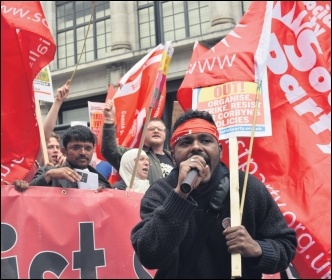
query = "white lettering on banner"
xmin=186 ymin=54 xmax=236 ymax=74
xmin=226 ymin=139 xmax=331 ymax=278
xmin=304 ymin=1 xmax=331 ymax=30
xmin=29 ymin=37 xmax=51 ymax=68
xmin=268 ymin=2 xmax=331 ymax=155
xmin=1 ymin=3 xmax=50 ymax=28
xmin=1 ymin=157 xmax=25 ymax=182
xmin=1 ymin=3 xmax=53 ymax=69
xmin=119 ymin=111 xmax=126 ymax=135
xmin=129 ymin=119 xmax=137 ymax=137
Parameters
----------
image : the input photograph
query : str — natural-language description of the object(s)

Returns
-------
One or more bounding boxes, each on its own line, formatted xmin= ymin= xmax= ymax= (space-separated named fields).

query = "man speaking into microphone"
xmin=131 ymin=110 xmax=297 ymax=279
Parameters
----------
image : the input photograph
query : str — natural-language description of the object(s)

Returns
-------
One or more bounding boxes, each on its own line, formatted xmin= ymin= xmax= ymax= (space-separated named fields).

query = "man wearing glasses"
xmin=102 ymin=99 xmax=174 ymax=186
xmin=15 ymin=125 xmax=111 ymax=190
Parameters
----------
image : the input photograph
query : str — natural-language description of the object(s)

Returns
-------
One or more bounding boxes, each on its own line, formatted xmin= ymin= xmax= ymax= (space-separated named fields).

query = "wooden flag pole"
xmin=229 ymin=136 xmax=242 ymax=278
xmin=35 ymin=99 xmax=49 ymax=164
xmin=240 ymin=83 xmax=260 ymax=223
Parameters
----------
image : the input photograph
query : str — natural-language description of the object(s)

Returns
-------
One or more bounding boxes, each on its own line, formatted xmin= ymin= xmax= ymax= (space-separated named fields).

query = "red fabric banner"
xmin=1 ymin=185 xmax=156 ymax=279
xmin=177 ymin=1 xmax=331 ymax=279
xmin=177 ymin=2 xmax=272 ymax=111
xmin=113 ymin=44 xmax=167 ymax=148
xmin=1 ymin=1 xmax=56 ymax=184
xmin=96 ymin=45 xmax=169 ymax=185
xmin=1 ymin=185 xmax=282 ymax=279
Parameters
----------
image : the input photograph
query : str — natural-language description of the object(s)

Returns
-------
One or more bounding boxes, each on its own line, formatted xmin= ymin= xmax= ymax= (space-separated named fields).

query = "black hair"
xmin=62 ymin=125 xmax=95 ymax=148
xmin=93 ymin=132 xmax=98 ymax=145
xmin=171 ymin=109 xmax=217 ymax=135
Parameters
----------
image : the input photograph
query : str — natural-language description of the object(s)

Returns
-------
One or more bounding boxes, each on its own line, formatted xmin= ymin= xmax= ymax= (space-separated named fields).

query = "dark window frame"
xmin=55 ymin=1 xmax=110 ymax=69
xmin=137 ymin=1 xmax=209 ymax=49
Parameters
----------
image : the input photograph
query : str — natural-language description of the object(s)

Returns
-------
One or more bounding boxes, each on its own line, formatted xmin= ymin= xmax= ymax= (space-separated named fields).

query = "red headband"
xmin=170 ymin=119 xmax=219 ymax=149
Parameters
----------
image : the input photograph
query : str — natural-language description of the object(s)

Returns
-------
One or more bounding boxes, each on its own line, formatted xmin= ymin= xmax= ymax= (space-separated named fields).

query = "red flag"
xmin=1 ymin=1 xmax=56 ymax=184
xmin=177 ymin=2 xmax=272 ymax=111
xmin=177 ymin=1 xmax=331 ymax=278
xmin=98 ymin=44 xmax=173 ymax=185
xmin=113 ymin=44 xmax=167 ymax=148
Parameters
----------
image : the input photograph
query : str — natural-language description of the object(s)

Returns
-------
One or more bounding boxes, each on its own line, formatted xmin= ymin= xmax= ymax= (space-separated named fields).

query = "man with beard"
xmin=15 ymin=125 xmax=111 ymax=190
xmin=101 ymin=99 xmax=174 ymax=185
xmin=131 ymin=110 xmax=297 ymax=279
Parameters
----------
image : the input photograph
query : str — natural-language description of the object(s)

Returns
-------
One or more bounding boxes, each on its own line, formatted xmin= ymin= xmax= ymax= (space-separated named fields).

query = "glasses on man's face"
xmin=147 ymin=126 xmax=165 ymax=132
xmin=69 ymin=144 xmax=94 ymax=152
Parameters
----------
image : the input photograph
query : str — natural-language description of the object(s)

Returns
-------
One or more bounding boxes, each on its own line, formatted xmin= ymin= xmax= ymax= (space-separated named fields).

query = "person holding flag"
xmin=131 ymin=109 xmax=297 ymax=279
xmin=23 ymin=80 xmax=70 ymax=182
xmin=101 ymin=99 xmax=174 ymax=185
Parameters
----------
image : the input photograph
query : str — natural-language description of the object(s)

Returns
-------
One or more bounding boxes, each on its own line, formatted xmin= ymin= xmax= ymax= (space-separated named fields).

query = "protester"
xmin=113 ymin=148 xmax=150 ymax=193
xmin=43 ymin=80 xmax=70 ymax=142
xmin=45 ymin=132 xmax=67 ymax=166
xmin=23 ymin=81 xmax=70 ymax=182
xmin=15 ymin=125 xmax=111 ymax=191
xmin=41 ymin=80 xmax=71 ymax=165
xmin=101 ymin=99 xmax=174 ymax=185
xmin=131 ymin=109 xmax=297 ymax=279
xmin=23 ymin=132 xmax=66 ymax=182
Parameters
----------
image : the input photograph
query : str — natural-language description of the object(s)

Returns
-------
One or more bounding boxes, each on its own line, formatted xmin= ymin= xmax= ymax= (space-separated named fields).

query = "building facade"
xmin=41 ymin=1 xmax=251 ymax=146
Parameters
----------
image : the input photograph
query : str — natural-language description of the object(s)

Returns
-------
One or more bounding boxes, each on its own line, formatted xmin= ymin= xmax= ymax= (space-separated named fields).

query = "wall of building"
xmin=40 ymin=1 xmax=248 ymax=136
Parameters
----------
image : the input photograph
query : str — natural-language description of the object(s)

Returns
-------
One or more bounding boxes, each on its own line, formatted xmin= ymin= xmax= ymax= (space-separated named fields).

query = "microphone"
xmin=180 ymin=169 xmax=198 ymax=193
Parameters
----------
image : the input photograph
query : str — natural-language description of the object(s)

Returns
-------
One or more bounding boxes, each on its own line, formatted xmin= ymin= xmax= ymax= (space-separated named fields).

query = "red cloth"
xmin=176 ymin=2 xmax=331 ymax=278
xmin=113 ymin=44 xmax=167 ymax=148
xmin=96 ymin=45 xmax=170 ymax=185
xmin=1 ymin=1 xmax=56 ymax=183
xmin=170 ymin=119 xmax=219 ymax=148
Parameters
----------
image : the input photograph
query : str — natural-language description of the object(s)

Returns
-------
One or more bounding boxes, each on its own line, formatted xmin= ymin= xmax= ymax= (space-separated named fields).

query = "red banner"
xmin=1 ymin=186 xmax=157 ymax=279
xmin=177 ymin=2 xmax=272 ymax=111
xmin=177 ymin=1 xmax=331 ymax=278
xmin=1 ymin=186 xmax=283 ymax=279
xmin=1 ymin=1 xmax=56 ymax=184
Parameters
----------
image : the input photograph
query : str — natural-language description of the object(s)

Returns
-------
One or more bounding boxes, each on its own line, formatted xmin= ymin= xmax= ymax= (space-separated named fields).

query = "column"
xmin=209 ymin=1 xmax=235 ymax=32
xmin=110 ymin=1 xmax=131 ymax=51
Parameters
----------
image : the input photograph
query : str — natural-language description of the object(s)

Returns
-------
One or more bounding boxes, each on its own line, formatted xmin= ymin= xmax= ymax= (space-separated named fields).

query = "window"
xmin=137 ymin=1 xmax=209 ymax=49
xmin=56 ymin=1 xmax=111 ymax=69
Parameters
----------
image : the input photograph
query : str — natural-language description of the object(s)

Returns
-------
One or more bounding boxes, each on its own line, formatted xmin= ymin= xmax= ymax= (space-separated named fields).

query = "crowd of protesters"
xmin=10 ymin=82 xmax=297 ymax=279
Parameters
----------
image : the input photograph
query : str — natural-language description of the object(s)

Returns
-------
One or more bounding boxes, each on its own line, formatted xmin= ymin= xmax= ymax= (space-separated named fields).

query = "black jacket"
xmin=29 ymin=161 xmax=111 ymax=189
xmin=131 ymin=162 xmax=297 ymax=279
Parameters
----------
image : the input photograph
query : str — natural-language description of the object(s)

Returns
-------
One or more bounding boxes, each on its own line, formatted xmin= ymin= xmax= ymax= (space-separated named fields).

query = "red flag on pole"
xmin=113 ymin=43 xmax=167 ymax=148
xmin=177 ymin=2 xmax=272 ymax=111
xmin=98 ymin=44 xmax=171 ymax=185
xmin=177 ymin=2 xmax=331 ymax=278
xmin=1 ymin=1 xmax=56 ymax=184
